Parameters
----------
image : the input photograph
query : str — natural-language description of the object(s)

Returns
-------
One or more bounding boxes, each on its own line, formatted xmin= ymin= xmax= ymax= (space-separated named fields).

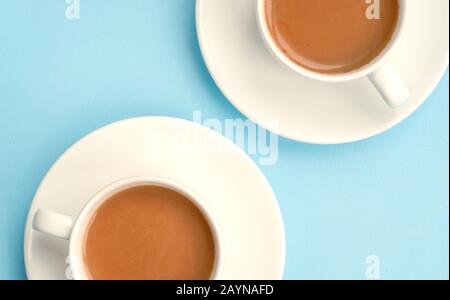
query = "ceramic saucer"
xmin=196 ymin=0 xmax=449 ymax=144
xmin=24 ymin=117 xmax=285 ymax=279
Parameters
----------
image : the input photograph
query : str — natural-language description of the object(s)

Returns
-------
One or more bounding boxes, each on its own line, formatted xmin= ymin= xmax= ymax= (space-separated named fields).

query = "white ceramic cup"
xmin=32 ymin=176 xmax=223 ymax=280
xmin=256 ymin=0 xmax=409 ymax=108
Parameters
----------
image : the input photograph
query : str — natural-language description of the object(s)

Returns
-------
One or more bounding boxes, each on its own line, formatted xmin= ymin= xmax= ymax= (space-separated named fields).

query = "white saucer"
xmin=24 ymin=117 xmax=285 ymax=280
xmin=196 ymin=0 xmax=449 ymax=144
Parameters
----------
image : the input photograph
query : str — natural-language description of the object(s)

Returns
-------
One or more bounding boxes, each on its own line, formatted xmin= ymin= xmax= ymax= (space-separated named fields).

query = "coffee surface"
xmin=83 ymin=185 xmax=216 ymax=280
xmin=266 ymin=0 xmax=399 ymax=73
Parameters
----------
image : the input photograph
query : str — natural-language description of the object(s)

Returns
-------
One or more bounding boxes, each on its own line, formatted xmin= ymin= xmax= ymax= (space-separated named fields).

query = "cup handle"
xmin=32 ymin=209 xmax=74 ymax=240
xmin=368 ymin=63 xmax=409 ymax=108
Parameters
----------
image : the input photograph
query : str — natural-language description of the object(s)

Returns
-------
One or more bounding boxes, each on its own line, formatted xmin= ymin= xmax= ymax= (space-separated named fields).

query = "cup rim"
xmin=256 ymin=0 xmax=407 ymax=82
xmin=68 ymin=176 xmax=223 ymax=280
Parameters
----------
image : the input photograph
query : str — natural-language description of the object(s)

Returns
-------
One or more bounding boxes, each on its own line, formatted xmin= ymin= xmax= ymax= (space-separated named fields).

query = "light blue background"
xmin=0 ymin=0 xmax=448 ymax=280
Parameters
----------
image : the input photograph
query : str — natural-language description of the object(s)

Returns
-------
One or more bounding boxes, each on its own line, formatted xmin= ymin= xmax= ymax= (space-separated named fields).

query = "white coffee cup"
xmin=256 ymin=0 xmax=409 ymax=108
xmin=32 ymin=176 xmax=223 ymax=280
